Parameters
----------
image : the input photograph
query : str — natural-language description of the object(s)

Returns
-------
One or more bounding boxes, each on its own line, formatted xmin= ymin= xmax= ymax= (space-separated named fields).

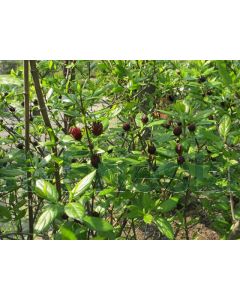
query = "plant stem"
xmin=30 ymin=60 xmax=62 ymax=201
xmin=79 ymin=95 xmax=93 ymax=155
xmin=131 ymin=219 xmax=137 ymax=239
xmin=24 ymin=60 xmax=34 ymax=240
xmin=183 ymin=178 xmax=191 ymax=240
xmin=228 ymin=166 xmax=236 ymax=222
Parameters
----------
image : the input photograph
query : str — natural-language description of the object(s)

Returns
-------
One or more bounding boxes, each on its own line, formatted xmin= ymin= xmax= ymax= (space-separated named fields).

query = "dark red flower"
xmin=92 ymin=121 xmax=103 ymax=136
xmin=175 ymin=144 xmax=183 ymax=155
xmin=141 ymin=114 xmax=149 ymax=124
xmin=173 ymin=126 xmax=182 ymax=136
xmin=123 ymin=123 xmax=131 ymax=131
xmin=177 ymin=156 xmax=185 ymax=165
xmin=188 ymin=124 xmax=196 ymax=132
xmin=148 ymin=144 xmax=156 ymax=155
xmin=69 ymin=127 xmax=82 ymax=141
xmin=91 ymin=154 xmax=101 ymax=168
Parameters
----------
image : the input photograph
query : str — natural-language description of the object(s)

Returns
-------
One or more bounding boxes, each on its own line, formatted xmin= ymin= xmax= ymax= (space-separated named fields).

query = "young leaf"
xmin=155 ymin=217 xmax=174 ymax=240
xmin=35 ymin=179 xmax=59 ymax=202
xmin=72 ymin=170 xmax=96 ymax=199
xmin=64 ymin=203 xmax=85 ymax=221
xmin=35 ymin=205 xmax=59 ymax=233
xmin=143 ymin=214 xmax=153 ymax=224
xmin=219 ymin=115 xmax=231 ymax=142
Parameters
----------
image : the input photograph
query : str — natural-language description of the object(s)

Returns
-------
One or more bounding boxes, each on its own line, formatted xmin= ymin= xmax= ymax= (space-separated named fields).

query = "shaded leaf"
xmin=158 ymin=197 xmax=179 ymax=213
xmin=59 ymin=224 xmax=77 ymax=240
xmin=83 ymin=216 xmax=113 ymax=232
xmin=0 ymin=205 xmax=11 ymax=221
xmin=0 ymin=169 xmax=25 ymax=177
xmin=186 ymin=164 xmax=210 ymax=179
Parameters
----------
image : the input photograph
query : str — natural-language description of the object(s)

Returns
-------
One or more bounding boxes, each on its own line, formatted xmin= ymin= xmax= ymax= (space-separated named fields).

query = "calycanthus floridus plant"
xmin=0 ymin=60 xmax=240 ymax=240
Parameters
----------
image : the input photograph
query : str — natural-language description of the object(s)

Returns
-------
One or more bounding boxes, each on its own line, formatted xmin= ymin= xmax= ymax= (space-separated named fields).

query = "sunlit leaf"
xmin=72 ymin=170 xmax=96 ymax=199
xmin=155 ymin=217 xmax=174 ymax=240
xmin=219 ymin=115 xmax=231 ymax=142
xmin=64 ymin=203 xmax=85 ymax=221
xmin=143 ymin=214 xmax=153 ymax=224
xmin=35 ymin=179 xmax=59 ymax=202
xmin=35 ymin=205 xmax=59 ymax=233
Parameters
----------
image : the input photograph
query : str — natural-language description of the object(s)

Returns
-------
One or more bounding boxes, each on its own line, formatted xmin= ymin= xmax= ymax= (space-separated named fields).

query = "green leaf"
xmin=0 ymin=168 xmax=25 ymax=177
xmin=47 ymin=128 xmax=56 ymax=144
xmin=48 ymin=60 xmax=53 ymax=69
xmin=146 ymin=120 xmax=166 ymax=127
xmin=35 ymin=179 xmax=59 ymax=202
xmin=127 ymin=205 xmax=143 ymax=218
xmin=158 ymin=197 xmax=179 ymax=213
xmin=235 ymin=209 xmax=240 ymax=220
xmin=64 ymin=203 xmax=85 ymax=221
xmin=174 ymin=101 xmax=186 ymax=113
xmin=155 ymin=162 xmax=178 ymax=177
xmin=14 ymin=209 xmax=27 ymax=220
xmin=59 ymin=224 xmax=77 ymax=240
xmin=98 ymin=187 xmax=115 ymax=196
xmin=72 ymin=170 xmax=96 ymax=199
xmin=186 ymin=164 xmax=210 ymax=179
xmin=39 ymin=154 xmax=52 ymax=167
xmin=35 ymin=205 xmax=59 ymax=233
xmin=143 ymin=214 xmax=153 ymax=224
xmin=109 ymin=104 xmax=122 ymax=118
xmin=155 ymin=217 xmax=174 ymax=240
xmin=0 ymin=205 xmax=11 ymax=221
xmin=219 ymin=115 xmax=231 ymax=142
xmin=83 ymin=216 xmax=113 ymax=233
xmin=46 ymin=87 xmax=53 ymax=100
xmin=216 ymin=61 xmax=232 ymax=86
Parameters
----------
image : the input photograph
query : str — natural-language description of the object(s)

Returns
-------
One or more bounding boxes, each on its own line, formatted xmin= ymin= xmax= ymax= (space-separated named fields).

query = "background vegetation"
xmin=0 ymin=60 xmax=240 ymax=240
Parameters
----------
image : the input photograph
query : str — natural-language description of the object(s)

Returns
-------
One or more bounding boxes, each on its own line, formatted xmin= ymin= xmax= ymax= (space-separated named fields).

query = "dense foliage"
xmin=1 ymin=60 xmax=240 ymax=240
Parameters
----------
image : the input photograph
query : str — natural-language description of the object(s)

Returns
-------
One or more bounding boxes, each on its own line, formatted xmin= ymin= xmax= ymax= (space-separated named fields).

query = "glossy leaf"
xmin=219 ymin=115 xmax=231 ymax=142
xmin=35 ymin=179 xmax=59 ymax=202
xmin=35 ymin=205 xmax=59 ymax=233
xmin=64 ymin=203 xmax=85 ymax=221
xmin=72 ymin=170 xmax=96 ymax=199
xmin=155 ymin=217 xmax=174 ymax=240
